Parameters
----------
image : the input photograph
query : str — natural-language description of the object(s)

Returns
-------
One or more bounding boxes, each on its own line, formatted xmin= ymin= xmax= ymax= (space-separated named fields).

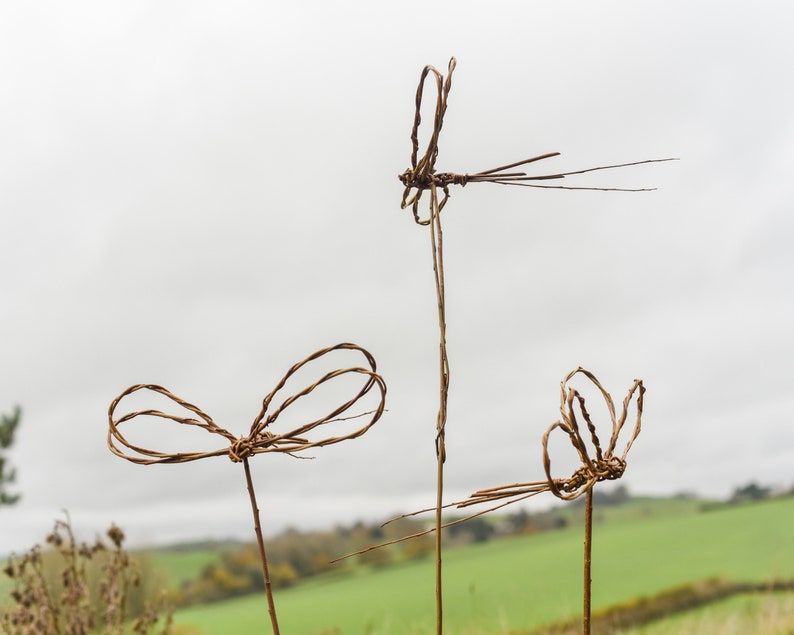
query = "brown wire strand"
xmin=398 ymin=57 xmax=677 ymax=226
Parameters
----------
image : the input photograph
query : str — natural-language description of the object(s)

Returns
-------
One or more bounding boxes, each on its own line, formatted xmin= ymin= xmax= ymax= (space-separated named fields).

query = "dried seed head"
xmin=107 ymin=524 xmax=125 ymax=549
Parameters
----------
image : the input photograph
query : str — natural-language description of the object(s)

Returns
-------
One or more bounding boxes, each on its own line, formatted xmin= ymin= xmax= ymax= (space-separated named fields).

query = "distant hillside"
xmin=169 ymin=494 xmax=794 ymax=634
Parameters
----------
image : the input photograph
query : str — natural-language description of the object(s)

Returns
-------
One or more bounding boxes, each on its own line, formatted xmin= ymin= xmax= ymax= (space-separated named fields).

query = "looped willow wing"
xmin=461 ymin=367 xmax=644 ymax=509
xmin=107 ymin=342 xmax=387 ymax=465
xmin=338 ymin=368 xmax=643 ymax=561
xmin=398 ymin=56 xmax=677 ymax=225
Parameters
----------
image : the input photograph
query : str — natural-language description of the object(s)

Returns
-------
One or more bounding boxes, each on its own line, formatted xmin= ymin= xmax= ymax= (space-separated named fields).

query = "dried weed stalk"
xmin=1 ymin=514 xmax=171 ymax=635
xmin=107 ymin=342 xmax=386 ymax=635
xmin=397 ymin=56 xmax=665 ymax=635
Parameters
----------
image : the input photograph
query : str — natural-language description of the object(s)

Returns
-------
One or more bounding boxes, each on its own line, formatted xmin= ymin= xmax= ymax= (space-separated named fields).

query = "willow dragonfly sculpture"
xmin=460 ymin=368 xmax=644 ymax=635
xmin=399 ymin=57 xmax=674 ymax=225
xmin=342 ymin=367 xmax=643 ymax=634
xmin=397 ymin=56 xmax=670 ymax=635
xmin=107 ymin=342 xmax=386 ymax=635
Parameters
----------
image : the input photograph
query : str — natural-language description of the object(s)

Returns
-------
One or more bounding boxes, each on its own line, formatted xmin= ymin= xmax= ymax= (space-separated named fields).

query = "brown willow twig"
xmin=398 ymin=57 xmax=456 ymax=635
xmin=397 ymin=55 xmax=664 ymax=635
xmin=429 ymin=176 xmax=448 ymax=635
xmin=107 ymin=342 xmax=387 ymax=635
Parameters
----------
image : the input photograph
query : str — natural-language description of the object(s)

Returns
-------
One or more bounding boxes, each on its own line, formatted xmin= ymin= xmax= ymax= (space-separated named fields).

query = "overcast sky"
xmin=1 ymin=1 xmax=793 ymax=553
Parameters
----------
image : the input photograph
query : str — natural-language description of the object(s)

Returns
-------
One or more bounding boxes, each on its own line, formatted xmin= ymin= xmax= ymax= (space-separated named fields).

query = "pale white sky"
xmin=1 ymin=1 xmax=793 ymax=552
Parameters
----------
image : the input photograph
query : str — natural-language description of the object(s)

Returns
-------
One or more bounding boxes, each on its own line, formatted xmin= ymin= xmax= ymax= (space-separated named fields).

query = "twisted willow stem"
xmin=429 ymin=181 xmax=449 ymax=635
xmin=243 ymin=457 xmax=280 ymax=635
xmin=583 ymin=487 xmax=593 ymax=635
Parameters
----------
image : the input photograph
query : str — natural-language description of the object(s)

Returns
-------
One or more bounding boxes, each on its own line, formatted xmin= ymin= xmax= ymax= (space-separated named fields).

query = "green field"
xmin=169 ymin=496 xmax=794 ymax=634
xmin=616 ymin=592 xmax=794 ymax=635
xmin=147 ymin=544 xmax=231 ymax=588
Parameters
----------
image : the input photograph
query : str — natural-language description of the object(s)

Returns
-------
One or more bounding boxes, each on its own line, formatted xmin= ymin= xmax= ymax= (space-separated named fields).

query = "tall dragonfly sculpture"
xmin=396 ymin=56 xmax=672 ymax=635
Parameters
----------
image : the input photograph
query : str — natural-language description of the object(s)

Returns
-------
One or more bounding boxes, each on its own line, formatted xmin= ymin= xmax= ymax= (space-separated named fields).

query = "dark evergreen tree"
xmin=0 ymin=405 xmax=21 ymax=506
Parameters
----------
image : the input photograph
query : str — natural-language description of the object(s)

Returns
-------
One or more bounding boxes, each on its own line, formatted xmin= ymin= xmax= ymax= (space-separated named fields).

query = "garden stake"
xmin=583 ymin=487 xmax=593 ymax=635
xmin=428 ymin=188 xmax=448 ymax=635
xmin=107 ymin=342 xmax=386 ymax=635
xmin=243 ymin=456 xmax=279 ymax=633
xmin=398 ymin=55 xmax=667 ymax=634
